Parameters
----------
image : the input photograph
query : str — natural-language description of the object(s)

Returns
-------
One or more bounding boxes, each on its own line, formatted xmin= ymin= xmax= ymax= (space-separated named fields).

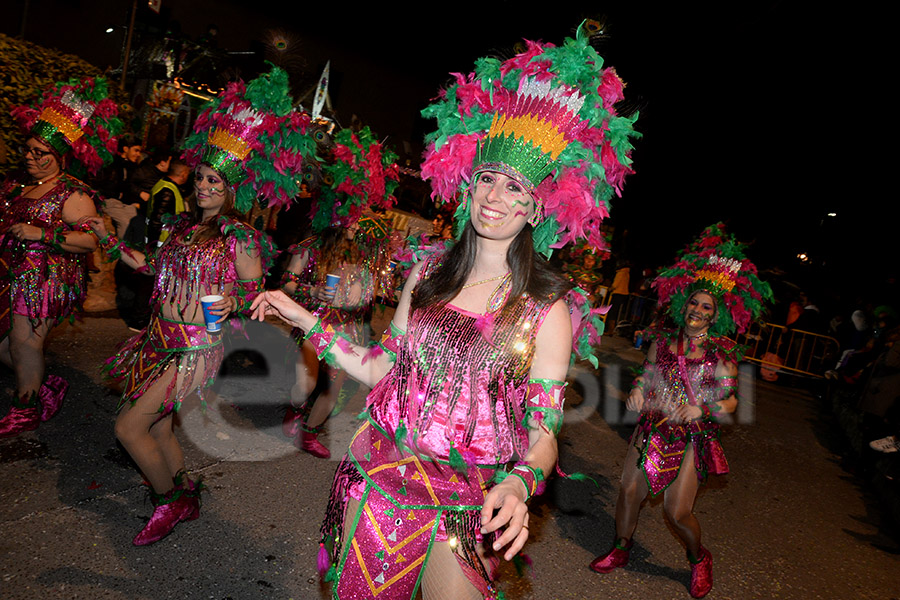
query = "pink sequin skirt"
xmin=321 ymin=418 xmax=503 ymax=599
xmin=633 ymin=411 xmax=729 ymax=497
xmin=106 ymin=315 xmax=224 ymax=418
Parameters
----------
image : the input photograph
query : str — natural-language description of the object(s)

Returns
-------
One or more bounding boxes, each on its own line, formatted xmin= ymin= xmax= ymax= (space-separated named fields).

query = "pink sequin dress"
xmin=320 ymin=258 xmax=559 ymax=599
xmin=0 ymin=175 xmax=94 ymax=338
xmin=634 ymin=333 xmax=737 ymax=496
xmin=106 ymin=214 xmax=271 ymax=416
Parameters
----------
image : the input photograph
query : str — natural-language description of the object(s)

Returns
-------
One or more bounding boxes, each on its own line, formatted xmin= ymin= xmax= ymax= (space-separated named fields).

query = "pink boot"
xmin=0 ymin=393 xmax=40 ymax=439
xmin=298 ymin=427 xmax=330 ymax=459
xmin=689 ymin=546 xmax=713 ymax=598
xmin=282 ymin=404 xmax=303 ymax=438
xmin=590 ymin=538 xmax=632 ymax=574
xmin=39 ymin=375 xmax=69 ymax=422
xmin=133 ymin=478 xmax=201 ymax=546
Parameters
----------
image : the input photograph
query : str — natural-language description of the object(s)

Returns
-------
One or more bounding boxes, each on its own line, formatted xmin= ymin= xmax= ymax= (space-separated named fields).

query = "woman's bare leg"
xmin=6 ymin=314 xmax=52 ymax=397
xmin=613 ymin=442 xmax=651 ymax=541
xmin=662 ymin=446 xmax=702 ymax=558
xmin=116 ymin=358 xmax=207 ymax=493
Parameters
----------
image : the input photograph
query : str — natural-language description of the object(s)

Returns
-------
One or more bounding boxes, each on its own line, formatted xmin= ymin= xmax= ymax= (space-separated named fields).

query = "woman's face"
xmin=345 ymin=221 xmax=359 ymax=240
xmin=684 ymin=291 xmax=717 ymax=331
xmin=469 ymin=171 xmax=535 ymax=241
xmin=23 ymin=137 xmax=60 ymax=181
xmin=194 ymin=164 xmax=227 ymax=216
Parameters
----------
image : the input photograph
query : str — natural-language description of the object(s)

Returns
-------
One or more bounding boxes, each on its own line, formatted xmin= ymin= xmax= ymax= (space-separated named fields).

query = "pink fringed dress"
xmin=0 ymin=175 xmax=94 ymax=339
xmin=319 ymin=262 xmax=560 ymax=599
xmin=106 ymin=213 xmax=271 ymax=416
xmin=634 ymin=334 xmax=737 ymax=496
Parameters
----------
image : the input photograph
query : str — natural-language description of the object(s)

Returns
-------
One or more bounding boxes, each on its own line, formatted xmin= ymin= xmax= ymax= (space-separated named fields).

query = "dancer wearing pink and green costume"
xmin=590 ymin=223 xmax=773 ymax=599
xmin=0 ymin=77 xmax=122 ymax=438
xmin=252 ymin=31 xmax=637 ymax=600
xmin=281 ymin=128 xmax=399 ymax=458
xmin=82 ymin=67 xmax=310 ymax=546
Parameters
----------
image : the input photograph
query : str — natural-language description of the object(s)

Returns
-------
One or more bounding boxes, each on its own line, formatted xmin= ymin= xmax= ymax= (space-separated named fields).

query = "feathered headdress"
xmin=182 ymin=67 xmax=317 ymax=213
xmin=420 ymin=28 xmax=639 ymax=257
xmin=310 ymin=126 xmax=399 ymax=233
xmin=11 ymin=77 xmax=123 ymax=179
xmin=653 ymin=223 xmax=773 ymax=337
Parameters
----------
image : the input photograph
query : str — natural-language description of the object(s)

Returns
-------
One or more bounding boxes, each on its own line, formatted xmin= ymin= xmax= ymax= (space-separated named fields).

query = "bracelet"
xmin=700 ymin=404 xmax=720 ymax=422
xmin=509 ymin=463 xmax=546 ymax=502
xmin=44 ymin=227 xmax=67 ymax=252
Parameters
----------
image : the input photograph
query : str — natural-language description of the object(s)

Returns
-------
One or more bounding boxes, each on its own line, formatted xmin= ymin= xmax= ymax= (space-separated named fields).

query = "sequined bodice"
xmin=150 ymin=217 xmax=242 ymax=320
xmin=644 ymin=340 xmax=720 ymax=413
xmin=367 ymin=297 xmax=552 ymax=464
xmin=0 ymin=178 xmax=75 ymax=238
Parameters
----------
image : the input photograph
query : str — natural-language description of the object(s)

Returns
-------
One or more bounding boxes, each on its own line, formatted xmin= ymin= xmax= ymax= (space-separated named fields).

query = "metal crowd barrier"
xmin=734 ymin=322 xmax=840 ymax=378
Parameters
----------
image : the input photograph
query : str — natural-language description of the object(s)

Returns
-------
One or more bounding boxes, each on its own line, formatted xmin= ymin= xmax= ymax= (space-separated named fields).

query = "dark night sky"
xmin=2 ymin=1 xmax=893 ymax=305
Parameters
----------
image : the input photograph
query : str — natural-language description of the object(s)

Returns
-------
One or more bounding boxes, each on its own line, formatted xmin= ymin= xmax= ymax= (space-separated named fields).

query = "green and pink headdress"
xmin=11 ymin=77 xmax=123 ymax=179
xmin=420 ymin=29 xmax=639 ymax=257
xmin=653 ymin=223 xmax=773 ymax=337
xmin=182 ymin=67 xmax=316 ymax=213
xmin=310 ymin=125 xmax=399 ymax=233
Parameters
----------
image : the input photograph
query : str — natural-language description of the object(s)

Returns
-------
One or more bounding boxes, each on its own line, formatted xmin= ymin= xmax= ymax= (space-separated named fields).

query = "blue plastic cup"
xmin=325 ymin=273 xmax=340 ymax=296
xmin=200 ymin=294 xmax=224 ymax=333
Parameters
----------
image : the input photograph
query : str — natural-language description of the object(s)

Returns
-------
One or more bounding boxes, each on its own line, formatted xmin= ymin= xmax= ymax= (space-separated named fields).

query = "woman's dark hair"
xmin=184 ymin=180 xmax=248 ymax=245
xmin=315 ymin=227 xmax=360 ymax=279
xmin=411 ymin=220 xmax=572 ymax=313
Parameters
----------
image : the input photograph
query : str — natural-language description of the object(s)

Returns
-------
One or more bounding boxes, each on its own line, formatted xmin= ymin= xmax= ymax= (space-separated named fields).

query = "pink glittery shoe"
xmin=39 ymin=375 xmax=69 ymax=422
xmin=590 ymin=538 xmax=632 ymax=574
xmin=0 ymin=405 xmax=40 ymax=438
xmin=298 ymin=429 xmax=331 ymax=459
xmin=133 ymin=481 xmax=201 ymax=546
xmin=689 ymin=546 xmax=713 ymax=598
xmin=282 ymin=404 xmax=302 ymax=438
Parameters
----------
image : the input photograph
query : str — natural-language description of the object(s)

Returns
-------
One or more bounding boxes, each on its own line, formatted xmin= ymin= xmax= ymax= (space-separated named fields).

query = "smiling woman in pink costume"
xmin=252 ymin=31 xmax=638 ymax=600
xmin=82 ymin=68 xmax=309 ymax=546
xmin=0 ymin=77 xmax=121 ymax=438
xmin=589 ymin=223 xmax=772 ymax=598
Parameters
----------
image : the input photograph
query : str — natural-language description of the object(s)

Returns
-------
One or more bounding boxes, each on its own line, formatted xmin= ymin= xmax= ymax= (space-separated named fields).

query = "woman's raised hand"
xmin=250 ymin=289 xmax=309 ymax=329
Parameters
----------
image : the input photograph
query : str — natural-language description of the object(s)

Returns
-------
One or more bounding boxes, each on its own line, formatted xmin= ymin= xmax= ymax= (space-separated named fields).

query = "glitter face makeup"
xmin=684 ymin=291 xmax=717 ymax=331
xmin=469 ymin=171 xmax=534 ymax=240
xmin=22 ymin=138 xmax=60 ymax=182
xmin=194 ymin=164 xmax=227 ymax=218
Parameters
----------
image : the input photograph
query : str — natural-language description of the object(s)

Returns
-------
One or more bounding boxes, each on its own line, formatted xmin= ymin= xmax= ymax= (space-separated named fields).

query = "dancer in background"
xmin=82 ymin=68 xmax=309 ymax=545
xmin=254 ymin=32 xmax=637 ymax=599
xmin=281 ymin=126 xmax=399 ymax=458
xmin=590 ymin=223 xmax=772 ymax=598
xmin=0 ymin=77 xmax=121 ymax=438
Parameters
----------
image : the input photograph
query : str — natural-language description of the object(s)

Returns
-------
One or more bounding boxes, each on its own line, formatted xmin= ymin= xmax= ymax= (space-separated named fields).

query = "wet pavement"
xmin=1 ymin=292 xmax=899 ymax=599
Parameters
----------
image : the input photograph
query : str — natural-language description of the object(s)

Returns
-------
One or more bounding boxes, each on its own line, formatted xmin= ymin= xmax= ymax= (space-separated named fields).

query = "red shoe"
xmin=689 ymin=547 xmax=713 ymax=598
xmin=39 ymin=375 xmax=69 ymax=422
xmin=299 ymin=430 xmax=330 ymax=459
xmin=590 ymin=538 xmax=632 ymax=573
xmin=0 ymin=406 xmax=40 ymax=438
xmin=282 ymin=405 xmax=303 ymax=438
xmin=133 ymin=483 xmax=201 ymax=546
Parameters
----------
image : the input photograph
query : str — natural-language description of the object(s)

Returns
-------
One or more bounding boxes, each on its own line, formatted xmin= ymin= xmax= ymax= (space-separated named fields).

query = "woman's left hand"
xmin=8 ymin=223 xmax=43 ymax=242
xmin=671 ymin=404 xmax=702 ymax=423
xmin=207 ymin=296 xmax=236 ymax=322
xmin=480 ymin=475 xmax=530 ymax=561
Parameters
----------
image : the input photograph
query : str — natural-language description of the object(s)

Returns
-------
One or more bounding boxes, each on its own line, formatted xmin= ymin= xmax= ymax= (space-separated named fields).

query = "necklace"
xmin=18 ymin=173 xmax=60 ymax=189
xmin=462 ymin=272 xmax=509 ymax=289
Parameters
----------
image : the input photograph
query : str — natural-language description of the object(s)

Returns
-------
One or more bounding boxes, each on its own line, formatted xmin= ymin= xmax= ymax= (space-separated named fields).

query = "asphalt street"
xmin=1 ymin=303 xmax=899 ymax=599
